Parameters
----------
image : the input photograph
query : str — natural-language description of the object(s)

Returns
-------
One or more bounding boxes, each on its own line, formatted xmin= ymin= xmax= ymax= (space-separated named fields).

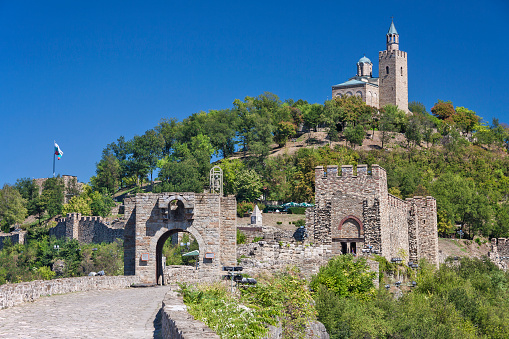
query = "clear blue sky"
xmin=1 ymin=0 xmax=508 ymax=187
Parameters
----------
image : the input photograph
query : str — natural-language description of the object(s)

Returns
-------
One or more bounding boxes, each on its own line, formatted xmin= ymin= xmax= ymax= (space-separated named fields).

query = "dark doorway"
xmin=351 ymin=242 xmax=357 ymax=255
xmin=341 ymin=242 xmax=348 ymax=255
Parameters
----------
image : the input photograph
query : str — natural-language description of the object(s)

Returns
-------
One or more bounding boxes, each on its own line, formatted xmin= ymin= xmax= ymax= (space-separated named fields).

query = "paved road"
xmin=0 ymin=286 xmax=170 ymax=339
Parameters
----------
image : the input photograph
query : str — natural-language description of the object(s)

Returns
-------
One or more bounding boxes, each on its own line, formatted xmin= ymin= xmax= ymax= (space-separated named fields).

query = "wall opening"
xmin=386 ymin=66 xmax=389 ymax=75
xmin=155 ymin=230 xmax=199 ymax=285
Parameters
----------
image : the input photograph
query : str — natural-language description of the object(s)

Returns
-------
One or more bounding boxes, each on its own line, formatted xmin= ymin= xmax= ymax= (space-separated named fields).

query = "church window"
xmin=386 ymin=66 xmax=389 ymax=75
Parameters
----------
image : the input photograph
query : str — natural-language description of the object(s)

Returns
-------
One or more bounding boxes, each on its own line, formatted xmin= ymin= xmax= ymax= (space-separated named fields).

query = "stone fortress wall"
xmin=50 ymin=213 xmax=124 ymax=244
xmin=0 ymin=230 xmax=26 ymax=250
xmin=306 ymin=164 xmax=438 ymax=266
xmin=34 ymin=175 xmax=83 ymax=204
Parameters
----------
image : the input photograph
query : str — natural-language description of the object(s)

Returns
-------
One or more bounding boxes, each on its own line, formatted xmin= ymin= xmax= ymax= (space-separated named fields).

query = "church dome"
xmin=358 ymin=56 xmax=371 ymax=64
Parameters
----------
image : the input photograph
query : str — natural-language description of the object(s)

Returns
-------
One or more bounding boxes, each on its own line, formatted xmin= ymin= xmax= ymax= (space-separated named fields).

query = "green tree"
xmin=90 ymin=154 xmax=120 ymax=194
xmin=155 ymin=117 xmax=181 ymax=156
xmin=274 ymin=121 xmax=296 ymax=147
xmin=41 ymin=177 xmax=64 ymax=218
xmin=14 ymin=178 xmax=39 ymax=216
xmin=379 ymin=104 xmax=404 ymax=148
xmin=235 ymin=168 xmax=263 ymax=202
xmin=61 ymin=195 xmax=92 ymax=216
xmin=0 ymin=184 xmax=27 ymax=232
xmin=131 ymin=129 xmax=165 ymax=184
xmin=344 ymin=124 xmax=365 ymax=148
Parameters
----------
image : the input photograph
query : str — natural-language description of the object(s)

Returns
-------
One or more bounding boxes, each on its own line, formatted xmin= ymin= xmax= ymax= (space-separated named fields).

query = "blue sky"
xmin=1 ymin=0 xmax=508 ymax=187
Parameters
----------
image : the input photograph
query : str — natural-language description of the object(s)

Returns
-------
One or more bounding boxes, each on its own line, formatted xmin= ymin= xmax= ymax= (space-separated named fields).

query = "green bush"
xmin=236 ymin=229 xmax=246 ymax=244
xmin=237 ymin=201 xmax=254 ymax=217
xmin=287 ymin=207 xmax=306 ymax=214
xmin=294 ymin=219 xmax=305 ymax=227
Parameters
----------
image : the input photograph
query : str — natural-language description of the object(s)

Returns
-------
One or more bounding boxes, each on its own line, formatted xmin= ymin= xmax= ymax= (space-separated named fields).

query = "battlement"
xmin=315 ymin=164 xmax=386 ymax=179
xmin=379 ymin=50 xmax=407 ymax=59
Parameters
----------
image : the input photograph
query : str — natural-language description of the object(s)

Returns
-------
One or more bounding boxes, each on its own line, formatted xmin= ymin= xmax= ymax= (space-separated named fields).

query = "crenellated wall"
xmin=308 ymin=164 xmax=438 ymax=266
xmin=50 ymin=213 xmax=124 ymax=244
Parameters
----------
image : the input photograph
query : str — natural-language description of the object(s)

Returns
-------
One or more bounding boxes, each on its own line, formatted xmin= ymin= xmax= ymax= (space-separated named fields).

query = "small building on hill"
xmin=306 ymin=164 xmax=438 ymax=266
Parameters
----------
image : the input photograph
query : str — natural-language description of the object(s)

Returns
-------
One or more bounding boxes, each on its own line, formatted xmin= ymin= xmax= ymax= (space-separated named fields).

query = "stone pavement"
xmin=0 ymin=285 xmax=170 ymax=338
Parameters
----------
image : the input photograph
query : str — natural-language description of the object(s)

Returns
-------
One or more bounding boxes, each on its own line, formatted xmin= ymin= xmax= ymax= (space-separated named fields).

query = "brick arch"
xmin=338 ymin=215 xmax=363 ymax=232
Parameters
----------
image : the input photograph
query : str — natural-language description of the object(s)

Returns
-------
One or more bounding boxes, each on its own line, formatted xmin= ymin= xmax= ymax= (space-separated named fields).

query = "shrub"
xmin=294 ymin=219 xmax=305 ymax=227
xmin=236 ymin=229 xmax=246 ymax=244
xmin=287 ymin=207 xmax=306 ymax=214
xmin=237 ymin=201 xmax=254 ymax=217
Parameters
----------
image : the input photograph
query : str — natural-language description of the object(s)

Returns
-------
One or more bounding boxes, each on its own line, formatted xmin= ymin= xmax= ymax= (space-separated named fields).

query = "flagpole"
xmin=53 ymin=141 xmax=56 ymax=177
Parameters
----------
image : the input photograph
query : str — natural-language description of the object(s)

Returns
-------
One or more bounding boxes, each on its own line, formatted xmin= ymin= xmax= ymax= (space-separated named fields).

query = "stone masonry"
xmin=0 ymin=230 xmax=26 ymax=250
xmin=50 ymin=213 xmax=124 ymax=244
xmin=306 ymin=164 xmax=438 ymax=267
xmin=123 ymin=192 xmax=237 ymax=285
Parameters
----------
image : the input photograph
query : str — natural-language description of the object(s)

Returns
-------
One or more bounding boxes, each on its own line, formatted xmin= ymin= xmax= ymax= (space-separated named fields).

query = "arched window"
xmin=400 ymin=67 xmax=403 ymax=76
xmin=386 ymin=66 xmax=389 ymax=75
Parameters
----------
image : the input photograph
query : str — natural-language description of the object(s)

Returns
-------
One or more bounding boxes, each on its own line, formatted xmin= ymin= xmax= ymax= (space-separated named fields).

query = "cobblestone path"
xmin=0 ymin=286 xmax=170 ymax=338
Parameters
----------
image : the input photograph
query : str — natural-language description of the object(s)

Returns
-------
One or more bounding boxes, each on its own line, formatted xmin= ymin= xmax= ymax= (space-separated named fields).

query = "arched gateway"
xmin=123 ymin=192 xmax=237 ymax=284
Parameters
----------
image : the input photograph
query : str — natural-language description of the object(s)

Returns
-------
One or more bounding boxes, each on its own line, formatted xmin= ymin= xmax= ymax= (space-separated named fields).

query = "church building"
xmin=331 ymin=20 xmax=409 ymax=113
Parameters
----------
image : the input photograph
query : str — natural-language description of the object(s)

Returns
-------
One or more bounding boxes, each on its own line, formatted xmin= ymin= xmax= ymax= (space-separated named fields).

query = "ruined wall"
xmin=489 ymin=238 xmax=509 ymax=270
xmin=50 ymin=214 xmax=124 ymax=244
xmin=238 ymin=240 xmax=333 ymax=277
xmin=0 ymin=230 xmax=26 ymax=250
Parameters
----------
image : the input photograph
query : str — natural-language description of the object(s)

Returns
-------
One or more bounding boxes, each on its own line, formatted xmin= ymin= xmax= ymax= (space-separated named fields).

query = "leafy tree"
xmin=89 ymin=191 xmax=115 ymax=217
xmin=90 ymin=154 xmax=120 ymax=194
xmin=431 ymin=100 xmax=455 ymax=121
xmin=14 ymin=178 xmax=39 ymax=216
xmin=206 ymin=109 xmax=238 ymax=158
xmin=155 ymin=117 xmax=181 ymax=156
xmin=131 ymin=129 xmax=165 ymax=184
xmin=379 ymin=105 xmax=404 ymax=148
xmin=61 ymin=195 xmax=92 ymax=216
xmin=311 ymin=254 xmax=376 ymax=299
xmin=0 ymin=184 xmax=27 ymax=232
xmin=301 ymin=103 xmax=323 ymax=134
xmin=404 ymin=114 xmax=423 ymax=150
xmin=235 ymin=168 xmax=263 ymax=202
xmin=408 ymin=101 xmax=427 ymax=115
xmin=274 ymin=121 xmax=296 ymax=147
xmin=344 ymin=124 xmax=365 ymax=148
xmin=454 ymin=106 xmax=479 ymax=136
xmin=41 ymin=177 xmax=64 ymax=218
xmin=156 ymin=158 xmax=203 ymax=193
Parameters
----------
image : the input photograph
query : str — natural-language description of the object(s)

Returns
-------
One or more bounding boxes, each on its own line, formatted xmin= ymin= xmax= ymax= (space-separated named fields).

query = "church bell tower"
xmin=378 ymin=20 xmax=409 ymax=112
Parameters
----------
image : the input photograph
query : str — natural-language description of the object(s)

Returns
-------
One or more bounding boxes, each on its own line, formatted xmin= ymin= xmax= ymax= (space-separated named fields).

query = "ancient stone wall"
xmin=238 ymin=240 xmax=333 ymax=277
xmin=34 ymin=175 xmax=83 ymax=204
xmin=384 ymin=194 xmax=410 ymax=260
xmin=50 ymin=213 xmax=124 ymax=244
xmin=160 ymin=289 xmax=220 ymax=339
xmin=0 ymin=230 xmax=26 ymax=250
xmin=309 ymin=164 xmax=438 ymax=266
xmin=124 ymin=192 xmax=237 ymax=284
xmin=0 ymin=275 xmax=140 ymax=310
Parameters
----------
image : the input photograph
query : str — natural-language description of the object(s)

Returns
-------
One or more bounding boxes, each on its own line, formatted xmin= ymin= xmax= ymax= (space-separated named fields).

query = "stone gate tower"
xmin=378 ymin=20 xmax=409 ymax=112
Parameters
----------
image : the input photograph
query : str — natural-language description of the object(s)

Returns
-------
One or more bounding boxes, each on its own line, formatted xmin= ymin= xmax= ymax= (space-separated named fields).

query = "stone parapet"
xmin=0 ymin=230 xmax=26 ymax=250
xmin=161 ymin=289 xmax=219 ymax=339
xmin=0 ymin=275 xmax=140 ymax=310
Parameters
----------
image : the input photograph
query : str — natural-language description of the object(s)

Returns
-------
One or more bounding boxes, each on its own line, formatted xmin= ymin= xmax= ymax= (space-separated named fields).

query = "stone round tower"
xmin=378 ymin=20 xmax=409 ymax=113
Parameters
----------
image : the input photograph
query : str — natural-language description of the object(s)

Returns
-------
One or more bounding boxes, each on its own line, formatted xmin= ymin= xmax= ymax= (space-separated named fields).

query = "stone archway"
xmin=123 ymin=192 xmax=237 ymax=284
xmin=338 ymin=215 xmax=363 ymax=238
xmin=153 ymin=226 xmax=205 ymax=285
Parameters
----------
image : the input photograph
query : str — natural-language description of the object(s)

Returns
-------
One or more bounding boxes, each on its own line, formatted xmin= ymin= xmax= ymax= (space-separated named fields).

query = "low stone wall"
xmin=0 ymin=275 xmax=140 ymax=309
xmin=163 ymin=265 xmax=220 ymax=285
xmin=161 ymin=289 xmax=219 ymax=339
xmin=238 ymin=240 xmax=333 ymax=277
